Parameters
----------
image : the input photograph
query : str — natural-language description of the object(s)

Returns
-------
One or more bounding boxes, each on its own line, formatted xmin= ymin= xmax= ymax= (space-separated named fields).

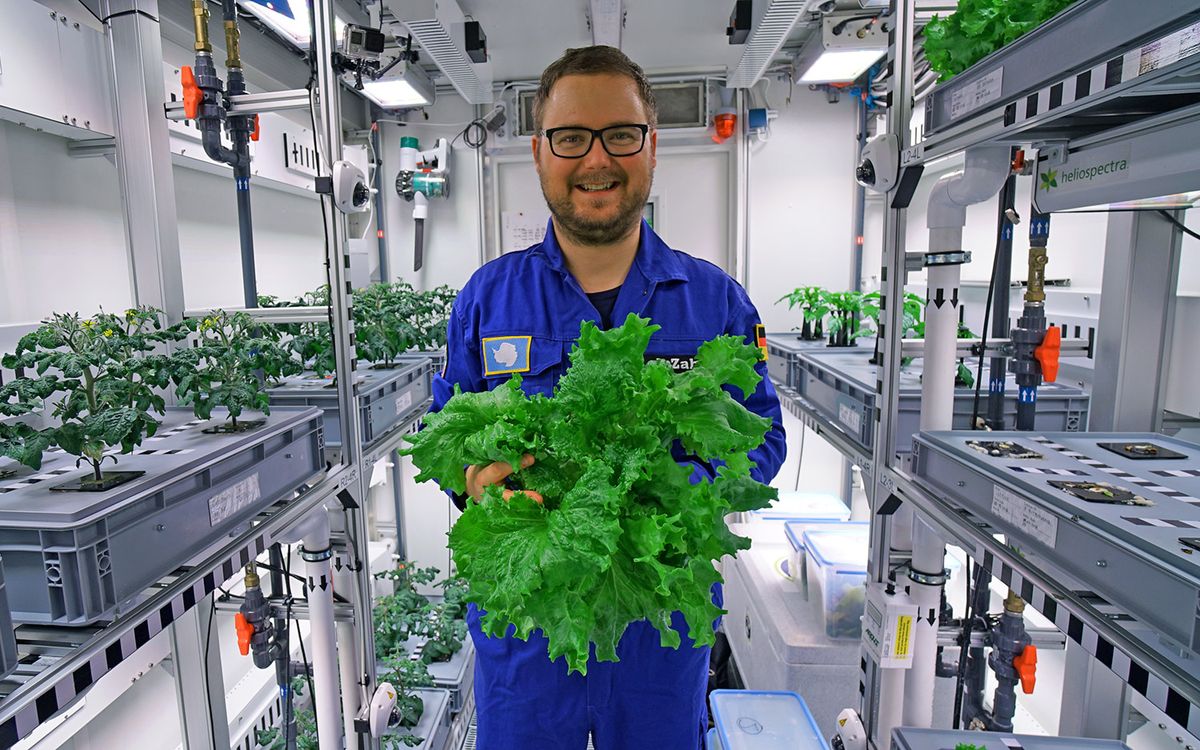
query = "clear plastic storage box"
xmin=749 ymin=491 xmax=849 ymax=524
xmin=785 ymin=520 xmax=866 ymax=596
xmin=709 ymin=690 xmax=827 ymax=750
xmin=803 ymin=526 xmax=870 ymax=639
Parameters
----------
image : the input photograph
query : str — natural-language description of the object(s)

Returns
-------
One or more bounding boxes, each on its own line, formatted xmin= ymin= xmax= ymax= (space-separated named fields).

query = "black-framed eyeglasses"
xmin=539 ymin=124 xmax=649 ymax=158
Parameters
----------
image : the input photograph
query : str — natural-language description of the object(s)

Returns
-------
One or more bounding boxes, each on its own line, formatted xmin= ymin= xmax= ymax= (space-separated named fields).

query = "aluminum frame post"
xmin=101 ymin=0 xmax=186 ymax=323
xmin=1059 ymin=639 xmax=1130 ymax=739
xmin=860 ymin=0 xmax=917 ymax=746
xmin=1091 ymin=210 xmax=1183 ymax=432
xmin=168 ymin=596 xmax=230 ymax=749
xmin=311 ymin=0 xmax=378 ymax=746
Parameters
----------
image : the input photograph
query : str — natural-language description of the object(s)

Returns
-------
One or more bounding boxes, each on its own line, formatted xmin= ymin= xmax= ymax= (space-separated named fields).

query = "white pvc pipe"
xmin=301 ymin=511 xmax=344 ymax=750
xmin=903 ymin=515 xmax=946 ymax=728
xmin=876 ymin=665 xmax=907 ymax=747
xmin=334 ymin=551 xmax=362 ymax=747
xmin=920 ymin=262 xmax=960 ymax=432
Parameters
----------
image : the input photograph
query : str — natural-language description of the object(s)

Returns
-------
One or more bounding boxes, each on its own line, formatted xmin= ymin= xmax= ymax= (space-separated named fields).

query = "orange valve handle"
xmin=251 ymin=114 xmax=261 ymax=142
xmin=1014 ymin=644 xmax=1038 ymax=694
xmin=1034 ymin=327 xmax=1061 ymax=383
xmin=234 ymin=612 xmax=253 ymax=656
xmin=181 ymin=66 xmax=202 ymax=121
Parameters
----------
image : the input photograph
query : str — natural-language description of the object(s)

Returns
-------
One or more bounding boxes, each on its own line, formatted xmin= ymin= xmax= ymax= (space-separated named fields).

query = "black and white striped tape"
xmin=0 ymin=534 xmax=268 ymax=746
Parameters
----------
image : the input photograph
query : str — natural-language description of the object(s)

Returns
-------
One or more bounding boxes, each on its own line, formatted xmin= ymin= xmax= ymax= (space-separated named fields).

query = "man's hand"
xmin=465 ymin=453 xmax=544 ymax=504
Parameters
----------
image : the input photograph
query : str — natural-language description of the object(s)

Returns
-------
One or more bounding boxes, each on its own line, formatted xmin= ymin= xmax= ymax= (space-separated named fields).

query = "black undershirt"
xmin=586 ymin=287 xmax=621 ymax=330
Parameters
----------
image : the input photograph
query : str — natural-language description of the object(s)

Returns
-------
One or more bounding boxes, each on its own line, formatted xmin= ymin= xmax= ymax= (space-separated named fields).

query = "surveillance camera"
xmin=816 ymin=1 xmax=838 ymax=13
xmin=856 ymin=133 xmax=899 ymax=193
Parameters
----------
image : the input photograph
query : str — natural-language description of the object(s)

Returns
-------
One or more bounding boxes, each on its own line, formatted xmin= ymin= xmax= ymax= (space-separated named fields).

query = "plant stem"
xmin=91 ymin=456 xmax=102 ymax=483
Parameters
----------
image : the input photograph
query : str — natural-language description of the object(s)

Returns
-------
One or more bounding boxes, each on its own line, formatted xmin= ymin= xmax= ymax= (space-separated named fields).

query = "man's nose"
xmin=579 ymin=136 xmax=616 ymax=169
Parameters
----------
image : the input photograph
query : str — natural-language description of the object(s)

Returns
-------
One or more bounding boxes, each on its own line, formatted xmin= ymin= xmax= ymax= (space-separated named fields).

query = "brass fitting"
xmin=192 ymin=0 xmax=212 ymax=53
xmin=224 ymin=19 xmax=242 ymax=70
xmin=1003 ymin=589 xmax=1026 ymax=615
xmin=1026 ymin=247 xmax=1048 ymax=303
xmin=244 ymin=562 xmax=260 ymax=589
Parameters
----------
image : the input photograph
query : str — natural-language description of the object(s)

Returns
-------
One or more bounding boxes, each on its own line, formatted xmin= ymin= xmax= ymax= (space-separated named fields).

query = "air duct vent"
xmin=516 ymin=81 xmax=708 ymax=136
xmin=726 ymin=0 xmax=814 ymax=89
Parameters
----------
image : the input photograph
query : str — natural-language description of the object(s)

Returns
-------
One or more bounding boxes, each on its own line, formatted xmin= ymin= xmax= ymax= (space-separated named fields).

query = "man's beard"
xmin=541 ymin=172 xmax=652 ymax=247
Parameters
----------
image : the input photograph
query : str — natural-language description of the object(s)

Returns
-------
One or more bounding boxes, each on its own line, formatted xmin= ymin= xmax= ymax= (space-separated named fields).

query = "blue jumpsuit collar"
xmin=535 ymin=219 xmax=688 ymax=285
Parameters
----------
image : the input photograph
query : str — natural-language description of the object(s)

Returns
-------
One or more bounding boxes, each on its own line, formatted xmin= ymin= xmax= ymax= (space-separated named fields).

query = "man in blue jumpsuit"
xmin=429 ymin=46 xmax=786 ymax=749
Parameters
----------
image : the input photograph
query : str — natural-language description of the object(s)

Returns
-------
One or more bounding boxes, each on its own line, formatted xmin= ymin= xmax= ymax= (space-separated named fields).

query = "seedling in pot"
xmin=777 ymin=285 xmax=829 ymax=341
xmin=0 ymin=308 xmax=183 ymax=490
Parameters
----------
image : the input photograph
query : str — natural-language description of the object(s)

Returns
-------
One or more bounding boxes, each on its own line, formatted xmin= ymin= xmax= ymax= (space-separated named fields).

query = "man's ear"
xmin=649 ymin=128 xmax=657 ymax=169
xmin=531 ymin=134 xmax=540 ymax=162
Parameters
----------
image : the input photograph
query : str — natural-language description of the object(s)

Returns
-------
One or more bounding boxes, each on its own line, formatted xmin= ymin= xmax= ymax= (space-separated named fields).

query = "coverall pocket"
xmin=479 ymin=334 xmax=568 ymax=396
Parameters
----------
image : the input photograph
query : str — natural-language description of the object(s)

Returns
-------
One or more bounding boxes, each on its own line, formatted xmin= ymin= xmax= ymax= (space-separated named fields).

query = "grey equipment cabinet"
xmin=912 ymin=431 xmax=1200 ymax=654
xmin=795 ymin=349 xmax=1090 ymax=455
xmin=892 ymin=727 xmax=1132 ymax=749
xmin=0 ymin=406 xmax=324 ymax=625
xmin=267 ymin=356 xmax=432 ymax=453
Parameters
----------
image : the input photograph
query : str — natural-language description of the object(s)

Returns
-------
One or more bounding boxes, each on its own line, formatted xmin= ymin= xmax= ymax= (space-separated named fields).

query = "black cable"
xmin=970 ymin=246 xmax=999 ymax=429
xmin=286 ymin=548 xmax=318 ymax=731
xmin=1158 ymin=209 xmax=1200 ymax=242
xmin=255 ymin=561 xmax=309 ymax=588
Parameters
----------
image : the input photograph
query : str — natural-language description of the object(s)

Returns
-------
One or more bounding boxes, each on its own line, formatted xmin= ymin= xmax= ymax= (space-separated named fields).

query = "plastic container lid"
xmin=785 ymin=520 xmax=867 ymax=554
xmin=710 ymin=690 xmax=827 ymax=750
xmin=750 ymin=491 xmax=850 ymax=523
xmin=803 ymin=525 xmax=870 ymax=573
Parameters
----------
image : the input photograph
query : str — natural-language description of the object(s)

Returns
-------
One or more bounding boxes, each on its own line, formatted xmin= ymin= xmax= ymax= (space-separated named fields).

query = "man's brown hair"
xmin=533 ymin=45 xmax=658 ymax=131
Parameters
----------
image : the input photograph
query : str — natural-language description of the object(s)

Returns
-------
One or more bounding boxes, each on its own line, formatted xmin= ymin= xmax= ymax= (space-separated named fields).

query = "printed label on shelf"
xmin=1136 ymin=20 xmax=1200 ymax=76
xmin=838 ymin=402 xmax=863 ymax=434
xmin=395 ymin=391 xmax=414 ymax=416
xmin=209 ymin=473 xmax=263 ymax=527
xmin=948 ymin=67 xmax=1004 ymax=121
xmin=991 ymin=485 xmax=1058 ymax=547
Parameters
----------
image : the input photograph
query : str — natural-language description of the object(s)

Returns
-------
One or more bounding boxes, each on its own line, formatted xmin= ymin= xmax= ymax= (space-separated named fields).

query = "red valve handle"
xmin=181 ymin=66 xmax=202 ymax=121
xmin=1014 ymin=644 xmax=1038 ymax=694
xmin=1034 ymin=327 xmax=1061 ymax=383
xmin=251 ymin=114 xmax=261 ymax=142
xmin=234 ymin=612 xmax=253 ymax=656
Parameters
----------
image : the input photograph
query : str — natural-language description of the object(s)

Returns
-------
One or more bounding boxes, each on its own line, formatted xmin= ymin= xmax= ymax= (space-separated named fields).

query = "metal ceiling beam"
xmin=589 ymin=0 xmax=623 ymax=49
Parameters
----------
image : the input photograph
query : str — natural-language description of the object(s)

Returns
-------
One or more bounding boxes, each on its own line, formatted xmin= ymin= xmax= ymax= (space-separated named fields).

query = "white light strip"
xmin=798 ymin=48 xmax=886 ymax=83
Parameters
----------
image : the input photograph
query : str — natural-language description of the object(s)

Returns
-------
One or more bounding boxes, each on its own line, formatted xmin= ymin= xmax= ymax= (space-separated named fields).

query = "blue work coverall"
xmin=429 ymin=220 xmax=786 ymax=749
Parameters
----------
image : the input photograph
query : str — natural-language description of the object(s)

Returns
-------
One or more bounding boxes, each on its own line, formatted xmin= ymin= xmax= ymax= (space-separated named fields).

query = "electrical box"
xmin=861 ymin=584 xmax=917 ymax=670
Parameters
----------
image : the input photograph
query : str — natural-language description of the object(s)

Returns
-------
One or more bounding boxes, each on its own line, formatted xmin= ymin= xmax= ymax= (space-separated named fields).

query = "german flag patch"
xmin=755 ymin=323 xmax=767 ymax=361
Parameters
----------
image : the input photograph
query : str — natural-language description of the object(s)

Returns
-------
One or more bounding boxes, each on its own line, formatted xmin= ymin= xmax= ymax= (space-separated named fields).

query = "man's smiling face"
xmin=533 ymin=72 xmax=657 ymax=246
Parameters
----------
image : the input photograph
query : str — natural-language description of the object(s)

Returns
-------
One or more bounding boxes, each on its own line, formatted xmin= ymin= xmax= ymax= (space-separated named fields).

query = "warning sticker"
xmin=991 ymin=485 xmax=1059 ymax=547
xmin=894 ymin=615 xmax=913 ymax=658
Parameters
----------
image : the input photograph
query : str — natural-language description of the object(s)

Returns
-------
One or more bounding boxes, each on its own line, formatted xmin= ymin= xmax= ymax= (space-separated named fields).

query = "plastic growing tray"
xmin=382 ymin=635 xmax=475 ymax=716
xmin=0 ymin=406 xmax=324 ymax=625
xmin=892 ymin=727 xmax=1132 ymax=749
xmin=764 ymin=333 xmax=861 ymax=389
xmin=390 ymin=687 xmax=451 ymax=750
xmin=267 ymin=357 xmax=431 ymax=450
xmin=794 ymin=349 xmax=1090 ymax=455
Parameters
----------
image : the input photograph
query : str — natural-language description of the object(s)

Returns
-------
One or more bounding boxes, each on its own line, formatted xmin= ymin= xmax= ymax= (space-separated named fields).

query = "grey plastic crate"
xmin=0 ymin=556 xmax=17 ymax=680
xmin=390 ymin=687 xmax=450 ymax=750
xmin=377 ymin=634 xmax=473 ymax=715
xmin=893 ymin=727 xmax=1132 ymax=749
xmin=267 ymin=358 xmax=431 ymax=449
xmin=0 ymin=406 xmax=324 ymax=625
xmin=765 ymin=333 xmax=862 ymax=389
xmin=794 ymin=349 xmax=1090 ymax=455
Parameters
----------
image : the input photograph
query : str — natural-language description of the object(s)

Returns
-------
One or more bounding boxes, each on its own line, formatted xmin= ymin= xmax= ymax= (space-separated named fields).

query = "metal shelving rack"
xmin=861 ymin=0 xmax=1200 ymax=746
xmin=0 ymin=0 xmax=408 ymax=747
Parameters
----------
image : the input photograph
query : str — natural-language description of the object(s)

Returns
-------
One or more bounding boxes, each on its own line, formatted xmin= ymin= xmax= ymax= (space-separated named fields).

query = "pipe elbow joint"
xmin=927 ymin=146 xmax=1012 ymax=231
